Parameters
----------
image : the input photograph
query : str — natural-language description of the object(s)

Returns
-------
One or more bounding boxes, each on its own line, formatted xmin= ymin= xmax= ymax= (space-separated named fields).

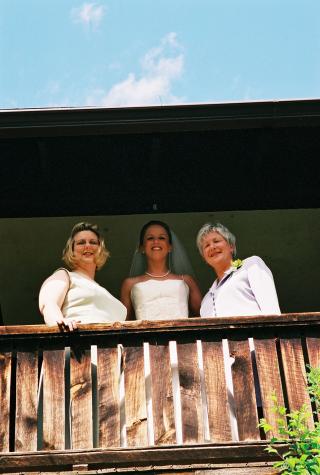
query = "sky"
xmin=1 ymin=0 xmax=320 ymax=110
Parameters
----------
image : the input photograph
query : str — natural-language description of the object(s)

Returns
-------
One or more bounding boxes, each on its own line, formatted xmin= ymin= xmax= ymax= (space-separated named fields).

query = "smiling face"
xmin=72 ymin=230 xmax=100 ymax=268
xmin=201 ymin=231 xmax=234 ymax=276
xmin=141 ymin=224 xmax=172 ymax=260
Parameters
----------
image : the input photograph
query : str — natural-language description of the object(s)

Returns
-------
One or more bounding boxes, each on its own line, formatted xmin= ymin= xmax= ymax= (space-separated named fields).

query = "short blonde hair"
xmin=62 ymin=222 xmax=110 ymax=270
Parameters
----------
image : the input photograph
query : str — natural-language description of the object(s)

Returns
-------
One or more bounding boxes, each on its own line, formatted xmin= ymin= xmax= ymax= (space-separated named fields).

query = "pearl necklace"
xmin=145 ymin=269 xmax=171 ymax=278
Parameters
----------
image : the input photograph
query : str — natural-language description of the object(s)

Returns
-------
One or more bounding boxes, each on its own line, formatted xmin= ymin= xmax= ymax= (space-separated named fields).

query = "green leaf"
xmin=265 ymin=446 xmax=279 ymax=454
xmin=262 ymin=366 xmax=320 ymax=474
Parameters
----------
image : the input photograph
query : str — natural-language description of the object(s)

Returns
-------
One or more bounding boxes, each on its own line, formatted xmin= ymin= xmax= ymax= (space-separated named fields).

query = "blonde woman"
xmin=39 ymin=221 xmax=126 ymax=329
xmin=38 ymin=222 xmax=126 ymax=449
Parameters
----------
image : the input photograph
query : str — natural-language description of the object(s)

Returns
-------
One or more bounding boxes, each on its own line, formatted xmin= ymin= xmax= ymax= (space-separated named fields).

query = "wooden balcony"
xmin=1 ymin=314 xmax=320 ymax=474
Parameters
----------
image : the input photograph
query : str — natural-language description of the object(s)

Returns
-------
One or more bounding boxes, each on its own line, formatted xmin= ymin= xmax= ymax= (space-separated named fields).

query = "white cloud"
xmin=71 ymin=3 xmax=106 ymax=30
xmin=87 ymin=32 xmax=185 ymax=107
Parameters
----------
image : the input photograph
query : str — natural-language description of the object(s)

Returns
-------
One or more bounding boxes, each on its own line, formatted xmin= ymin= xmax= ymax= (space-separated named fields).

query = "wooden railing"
xmin=1 ymin=313 xmax=320 ymax=474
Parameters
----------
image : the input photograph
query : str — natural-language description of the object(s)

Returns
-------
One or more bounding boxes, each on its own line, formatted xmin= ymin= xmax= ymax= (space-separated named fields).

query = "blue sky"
xmin=1 ymin=0 xmax=320 ymax=109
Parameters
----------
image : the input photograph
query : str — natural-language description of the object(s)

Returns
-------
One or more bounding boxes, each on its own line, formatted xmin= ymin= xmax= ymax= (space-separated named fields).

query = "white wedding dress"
xmin=131 ymin=279 xmax=189 ymax=321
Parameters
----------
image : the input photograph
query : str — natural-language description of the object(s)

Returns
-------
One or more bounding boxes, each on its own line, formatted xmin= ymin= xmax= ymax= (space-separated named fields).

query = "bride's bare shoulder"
xmin=121 ymin=275 xmax=145 ymax=291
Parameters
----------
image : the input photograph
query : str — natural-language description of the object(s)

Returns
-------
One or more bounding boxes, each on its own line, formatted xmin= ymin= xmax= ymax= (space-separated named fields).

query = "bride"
xmin=120 ymin=220 xmax=202 ymax=320
xmin=120 ymin=220 xmax=202 ymax=445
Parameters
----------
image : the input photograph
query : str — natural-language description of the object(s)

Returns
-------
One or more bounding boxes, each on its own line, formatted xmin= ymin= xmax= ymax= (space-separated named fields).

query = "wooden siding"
xmin=0 ymin=313 xmax=319 ymax=473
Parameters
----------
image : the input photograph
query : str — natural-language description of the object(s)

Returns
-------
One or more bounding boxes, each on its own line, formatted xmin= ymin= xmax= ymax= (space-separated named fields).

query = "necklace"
xmin=145 ymin=269 xmax=171 ymax=278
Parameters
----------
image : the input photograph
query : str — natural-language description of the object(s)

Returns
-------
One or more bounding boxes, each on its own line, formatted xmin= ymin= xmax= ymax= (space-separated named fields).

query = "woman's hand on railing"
xmin=55 ymin=316 xmax=80 ymax=331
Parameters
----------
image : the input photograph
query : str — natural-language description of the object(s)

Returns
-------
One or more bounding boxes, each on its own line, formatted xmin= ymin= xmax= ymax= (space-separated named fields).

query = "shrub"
xmin=259 ymin=366 xmax=320 ymax=475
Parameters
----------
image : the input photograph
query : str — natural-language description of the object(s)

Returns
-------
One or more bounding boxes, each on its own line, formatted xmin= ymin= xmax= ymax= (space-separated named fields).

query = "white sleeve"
xmin=247 ymin=256 xmax=281 ymax=314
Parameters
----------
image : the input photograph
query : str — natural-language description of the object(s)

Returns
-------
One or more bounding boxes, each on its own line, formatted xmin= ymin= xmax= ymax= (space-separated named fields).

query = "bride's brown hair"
xmin=139 ymin=220 xmax=173 ymax=246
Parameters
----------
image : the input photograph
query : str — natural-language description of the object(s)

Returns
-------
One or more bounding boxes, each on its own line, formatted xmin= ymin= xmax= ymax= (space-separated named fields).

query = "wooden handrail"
xmin=1 ymin=312 xmax=320 ymax=336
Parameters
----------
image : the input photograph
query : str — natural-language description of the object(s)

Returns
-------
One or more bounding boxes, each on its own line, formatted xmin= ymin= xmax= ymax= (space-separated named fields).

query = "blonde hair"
xmin=62 ymin=222 xmax=110 ymax=270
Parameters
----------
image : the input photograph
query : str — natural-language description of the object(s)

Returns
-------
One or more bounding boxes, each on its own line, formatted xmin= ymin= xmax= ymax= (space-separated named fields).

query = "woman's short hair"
xmin=62 ymin=222 xmax=110 ymax=270
xmin=196 ymin=222 xmax=237 ymax=258
xmin=139 ymin=220 xmax=173 ymax=246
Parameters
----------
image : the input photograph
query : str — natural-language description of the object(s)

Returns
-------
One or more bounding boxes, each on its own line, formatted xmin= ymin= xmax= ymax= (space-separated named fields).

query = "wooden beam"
xmin=0 ymin=463 xmax=277 ymax=475
xmin=1 ymin=313 xmax=320 ymax=338
xmin=0 ymin=442 xmax=286 ymax=472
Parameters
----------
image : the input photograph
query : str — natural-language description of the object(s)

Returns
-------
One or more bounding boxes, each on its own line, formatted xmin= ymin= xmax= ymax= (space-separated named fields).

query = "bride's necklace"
xmin=145 ymin=269 xmax=171 ymax=278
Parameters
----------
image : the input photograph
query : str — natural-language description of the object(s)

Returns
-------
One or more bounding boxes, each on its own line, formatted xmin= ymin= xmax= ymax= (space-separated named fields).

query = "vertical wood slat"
xmin=42 ymin=350 xmax=65 ymax=450
xmin=70 ymin=347 xmax=93 ymax=449
xmin=0 ymin=352 xmax=12 ymax=452
xmin=306 ymin=336 xmax=320 ymax=369
xmin=123 ymin=344 xmax=148 ymax=446
xmin=306 ymin=336 xmax=320 ymax=419
xmin=254 ymin=338 xmax=285 ymax=437
xmin=177 ymin=340 xmax=204 ymax=443
xmin=149 ymin=341 xmax=176 ymax=445
xmin=15 ymin=351 xmax=38 ymax=451
xmin=280 ymin=338 xmax=313 ymax=428
xmin=228 ymin=339 xmax=260 ymax=441
xmin=97 ymin=345 xmax=120 ymax=447
xmin=202 ymin=340 xmax=232 ymax=441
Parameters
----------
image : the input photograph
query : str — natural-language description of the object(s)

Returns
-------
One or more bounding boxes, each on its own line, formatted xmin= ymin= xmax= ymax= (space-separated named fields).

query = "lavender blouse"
xmin=200 ymin=256 xmax=280 ymax=318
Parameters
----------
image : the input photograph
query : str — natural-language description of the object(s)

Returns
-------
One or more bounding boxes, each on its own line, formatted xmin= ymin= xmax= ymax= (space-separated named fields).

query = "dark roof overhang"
xmin=1 ymin=99 xmax=320 ymax=217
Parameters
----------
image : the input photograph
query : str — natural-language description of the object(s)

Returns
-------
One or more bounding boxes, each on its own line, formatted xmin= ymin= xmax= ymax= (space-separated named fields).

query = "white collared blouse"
xmin=200 ymin=256 xmax=280 ymax=317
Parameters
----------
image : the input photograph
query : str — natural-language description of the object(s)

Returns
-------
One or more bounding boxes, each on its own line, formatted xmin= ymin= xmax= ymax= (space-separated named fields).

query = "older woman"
xmin=197 ymin=222 xmax=280 ymax=317
xmin=197 ymin=222 xmax=280 ymax=440
xmin=39 ymin=221 xmax=126 ymax=330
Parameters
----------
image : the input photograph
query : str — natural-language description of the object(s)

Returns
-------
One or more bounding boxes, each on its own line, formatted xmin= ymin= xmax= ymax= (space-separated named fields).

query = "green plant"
xmin=259 ymin=366 xmax=320 ymax=475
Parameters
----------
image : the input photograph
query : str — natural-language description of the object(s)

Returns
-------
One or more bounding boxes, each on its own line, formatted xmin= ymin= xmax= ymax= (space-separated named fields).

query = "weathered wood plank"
xmin=123 ymin=344 xmax=148 ymax=446
xmin=149 ymin=341 xmax=176 ymax=445
xmin=195 ymin=468 xmax=276 ymax=475
xmin=228 ymin=339 xmax=260 ymax=441
xmin=280 ymin=338 xmax=313 ymax=427
xmin=306 ymin=335 xmax=320 ymax=418
xmin=3 ymin=463 xmax=280 ymax=475
xmin=70 ymin=347 xmax=93 ymax=449
xmin=306 ymin=336 xmax=320 ymax=369
xmin=42 ymin=349 xmax=65 ymax=450
xmin=0 ymin=442 xmax=286 ymax=472
xmin=15 ymin=350 xmax=38 ymax=451
xmin=97 ymin=345 xmax=120 ymax=447
xmin=202 ymin=340 xmax=231 ymax=442
xmin=254 ymin=338 xmax=285 ymax=438
xmin=1 ymin=313 xmax=320 ymax=338
xmin=177 ymin=340 xmax=204 ymax=443
xmin=0 ymin=352 xmax=12 ymax=452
